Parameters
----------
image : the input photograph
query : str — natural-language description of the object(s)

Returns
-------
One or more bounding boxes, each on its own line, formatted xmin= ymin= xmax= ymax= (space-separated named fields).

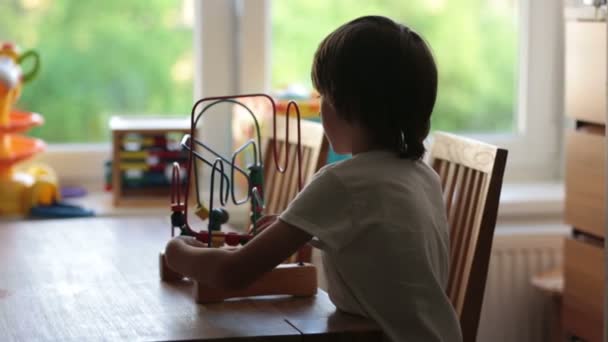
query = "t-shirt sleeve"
xmin=278 ymin=167 xmax=354 ymax=251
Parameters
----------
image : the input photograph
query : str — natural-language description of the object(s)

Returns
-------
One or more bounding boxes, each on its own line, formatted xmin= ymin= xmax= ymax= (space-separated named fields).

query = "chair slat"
xmin=452 ymin=170 xmax=483 ymax=314
xmin=260 ymin=117 xmax=329 ymax=263
xmin=276 ymin=140 xmax=290 ymax=212
xmin=267 ymin=141 xmax=286 ymax=214
xmin=289 ymin=147 xmax=311 ymax=200
xmin=285 ymin=144 xmax=301 ymax=208
xmin=458 ymin=173 xmax=489 ymax=308
xmin=275 ymin=143 xmax=298 ymax=212
xmin=428 ymin=131 xmax=507 ymax=342
xmin=453 ymin=167 xmax=473 ymax=243
xmin=447 ymin=167 xmax=473 ymax=302
xmin=432 ymin=159 xmax=447 ymax=189
xmin=448 ymin=166 xmax=467 ymax=228
xmin=444 ymin=163 xmax=460 ymax=214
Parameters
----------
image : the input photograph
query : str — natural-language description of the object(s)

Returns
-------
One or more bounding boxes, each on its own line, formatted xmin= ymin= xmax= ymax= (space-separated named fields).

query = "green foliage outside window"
xmin=272 ymin=0 xmax=518 ymax=133
xmin=0 ymin=0 xmax=193 ymax=142
xmin=0 ymin=0 xmax=516 ymax=142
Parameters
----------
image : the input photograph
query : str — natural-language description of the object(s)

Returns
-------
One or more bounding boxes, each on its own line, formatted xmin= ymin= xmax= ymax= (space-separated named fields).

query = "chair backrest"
xmin=428 ymin=131 xmax=507 ymax=342
xmin=261 ymin=116 xmax=328 ymax=262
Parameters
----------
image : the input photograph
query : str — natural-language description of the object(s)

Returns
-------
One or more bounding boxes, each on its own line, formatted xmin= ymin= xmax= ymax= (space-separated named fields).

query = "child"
xmin=165 ymin=15 xmax=462 ymax=342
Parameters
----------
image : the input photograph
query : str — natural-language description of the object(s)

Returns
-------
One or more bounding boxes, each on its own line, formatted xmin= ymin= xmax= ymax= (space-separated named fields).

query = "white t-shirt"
xmin=279 ymin=150 xmax=462 ymax=342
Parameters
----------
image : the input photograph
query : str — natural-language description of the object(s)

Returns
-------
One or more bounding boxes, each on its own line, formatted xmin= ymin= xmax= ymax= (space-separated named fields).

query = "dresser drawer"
xmin=565 ymin=21 xmax=606 ymax=124
xmin=563 ymin=238 xmax=604 ymax=342
xmin=565 ymin=129 xmax=605 ymax=238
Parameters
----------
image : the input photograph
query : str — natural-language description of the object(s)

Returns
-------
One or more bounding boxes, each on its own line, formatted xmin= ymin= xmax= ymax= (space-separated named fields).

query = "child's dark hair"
xmin=312 ymin=16 xmax=438 ymax=160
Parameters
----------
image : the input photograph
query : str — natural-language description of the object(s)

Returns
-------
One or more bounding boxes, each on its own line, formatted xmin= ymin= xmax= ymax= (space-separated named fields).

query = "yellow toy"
xmin=0 ymin=42 xmax=60 ymax=216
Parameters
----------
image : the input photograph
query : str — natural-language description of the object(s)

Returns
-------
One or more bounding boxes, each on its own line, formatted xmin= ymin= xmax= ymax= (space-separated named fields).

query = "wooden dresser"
xmin=563 ymin=19 xmax=605 ymax=342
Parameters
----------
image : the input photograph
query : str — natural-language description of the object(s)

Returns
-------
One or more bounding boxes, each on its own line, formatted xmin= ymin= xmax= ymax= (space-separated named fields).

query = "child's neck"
xmin=350 ymin=128 xmax=385 ymax=156
xmin=352 ymin=145 xmax=389 ymax=156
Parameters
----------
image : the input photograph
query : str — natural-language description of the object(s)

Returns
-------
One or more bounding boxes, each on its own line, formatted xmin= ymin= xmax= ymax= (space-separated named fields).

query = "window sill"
xmin=63 ymin=189 xmax=251 ymax=231
xmin=497 ymin=181 xmax=564 ymax=222
xmin=59 ymin=182 xmax=565 ymax=229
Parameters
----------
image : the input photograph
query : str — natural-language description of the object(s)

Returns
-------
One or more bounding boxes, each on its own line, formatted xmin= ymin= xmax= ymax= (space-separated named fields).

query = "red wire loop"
xmin=273 ymin=100 xmax=303 ymax=189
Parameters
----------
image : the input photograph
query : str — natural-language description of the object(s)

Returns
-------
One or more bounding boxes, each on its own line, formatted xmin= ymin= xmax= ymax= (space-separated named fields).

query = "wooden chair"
xmin=428 ymin=131 xmax=508 ymax=342
xmin=261 ymin=116 xmax=329 ymax=262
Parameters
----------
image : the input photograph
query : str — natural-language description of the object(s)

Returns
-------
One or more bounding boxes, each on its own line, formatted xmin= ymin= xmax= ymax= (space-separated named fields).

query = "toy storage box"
xmin=109 ymin=116 xmax=190 ymax=207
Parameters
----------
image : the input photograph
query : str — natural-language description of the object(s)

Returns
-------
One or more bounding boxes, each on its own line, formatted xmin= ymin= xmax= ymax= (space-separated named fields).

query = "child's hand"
xmin=174 ymin=235 xmax=207 ymax=248
xmin=171 ymin=235 xmax=239 ymax=250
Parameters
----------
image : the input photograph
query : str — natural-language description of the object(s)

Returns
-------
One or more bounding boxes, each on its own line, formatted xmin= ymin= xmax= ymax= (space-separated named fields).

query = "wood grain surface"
xmin=0 ymin=217 xmax=382 ymax=341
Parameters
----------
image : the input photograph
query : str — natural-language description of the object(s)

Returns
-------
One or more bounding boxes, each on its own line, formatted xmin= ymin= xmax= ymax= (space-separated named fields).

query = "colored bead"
xmin=180 ymin=226 xmax=195 ymax=237
xmin=225 ymin=232 xmax=240 ymax=246
xmin=171 ymin=211 xmax=185 ymax=227
xmin=171 ymin=203 xmax=185 ymax=212
xmin=209 ymin=208 xmax=229 ymax=231
xmin=211 ymin=231 xmax=224 ymax=248
xmin=196 ymin=231 xmax=209 ymax=244
xmin=212 ymin=208 xmax=229 ymax=224
xmin=195 ymin=204 xmax=209 ymax=220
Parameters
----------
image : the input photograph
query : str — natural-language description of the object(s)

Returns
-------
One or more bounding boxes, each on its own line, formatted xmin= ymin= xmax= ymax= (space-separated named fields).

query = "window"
xmin=0 ymin=0 xmax=194 ymax=143
xmin=236 ymin=0 xmax=564 ymax=182
xmin=271 ymin=0 xmax=519 ymax=133
xmin=4 ymin=0 xmax=564 ymax=186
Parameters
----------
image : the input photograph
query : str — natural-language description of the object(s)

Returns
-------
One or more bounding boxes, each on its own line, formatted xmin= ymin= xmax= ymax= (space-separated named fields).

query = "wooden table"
xmin=0 ymin=217 xmax=383 ymax=341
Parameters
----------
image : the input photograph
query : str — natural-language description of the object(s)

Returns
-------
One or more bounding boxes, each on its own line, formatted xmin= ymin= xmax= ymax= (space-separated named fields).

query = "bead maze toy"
xmin=0 ymin=42 xmax=62 ymax=217
xmin=159 ymin=94 xmax=317 ymax=303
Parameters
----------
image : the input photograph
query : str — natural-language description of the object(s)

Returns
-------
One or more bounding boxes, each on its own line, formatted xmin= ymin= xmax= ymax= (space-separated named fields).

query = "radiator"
xmin=477 ymin=228 xmax=567 ymax=342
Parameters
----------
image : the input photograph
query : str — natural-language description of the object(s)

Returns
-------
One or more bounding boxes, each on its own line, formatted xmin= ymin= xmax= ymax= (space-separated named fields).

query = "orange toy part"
xmin=0 ymin=43 xmax=56 ymax=217
xmin=275 ymin=98 xmax=320 ymax=118
xmin=0 ymin=134 xmax=45 ymax=167
xmin=0 ymin=110 xmax=43 ymax=134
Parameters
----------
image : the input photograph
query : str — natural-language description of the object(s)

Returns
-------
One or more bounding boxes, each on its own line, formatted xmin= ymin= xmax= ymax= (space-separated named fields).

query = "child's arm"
xmin=164 ymin=219 xmax=312 ymax=290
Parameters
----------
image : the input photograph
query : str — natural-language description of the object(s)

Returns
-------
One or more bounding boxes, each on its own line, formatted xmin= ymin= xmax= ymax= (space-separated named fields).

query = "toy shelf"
xmin=109 ymin=116 xmax=190 ymax=207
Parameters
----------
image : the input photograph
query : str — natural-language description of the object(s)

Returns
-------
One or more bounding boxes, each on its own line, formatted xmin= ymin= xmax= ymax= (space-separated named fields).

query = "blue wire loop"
xmin=231 ymin=139 xmax=259 ymax=205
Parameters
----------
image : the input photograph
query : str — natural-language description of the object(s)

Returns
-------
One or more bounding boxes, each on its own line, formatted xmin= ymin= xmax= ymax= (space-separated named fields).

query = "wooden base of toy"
xmin=194 ymin=263 xmax=317 ymax=303
xmin=159 ymin=251 xmax=185 ymax=282
xmin=159 ymin=252 xmax=318 ymax=303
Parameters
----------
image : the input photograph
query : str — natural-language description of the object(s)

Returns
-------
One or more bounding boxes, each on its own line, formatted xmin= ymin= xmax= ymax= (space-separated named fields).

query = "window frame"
xmin=39 ymin=0 xmax=564 ymax=187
